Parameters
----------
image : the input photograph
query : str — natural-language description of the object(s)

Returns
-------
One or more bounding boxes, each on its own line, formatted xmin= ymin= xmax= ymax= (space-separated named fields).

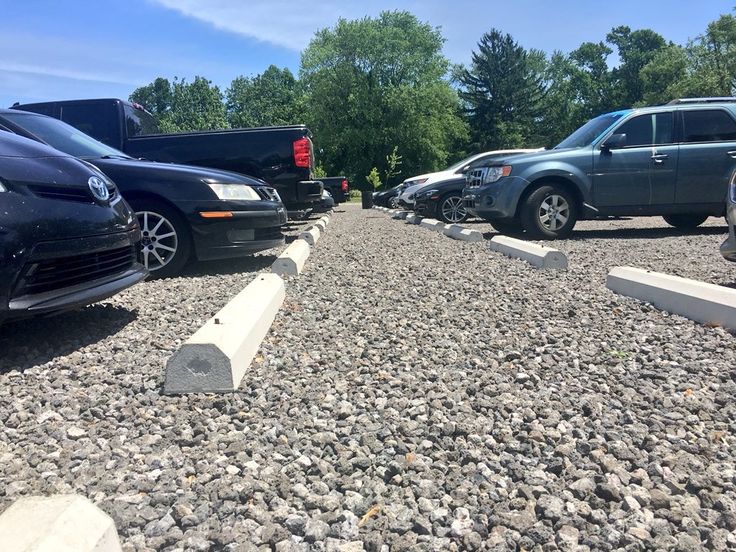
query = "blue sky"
xmin=2 ymin=0 xmax=733 ymax=108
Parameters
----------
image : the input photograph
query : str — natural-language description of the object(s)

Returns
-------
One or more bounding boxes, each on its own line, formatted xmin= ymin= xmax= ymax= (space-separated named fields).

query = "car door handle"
xmin=727 ymin=150 xmax=736 ymax=158
xmin=651 ymin=153 xmax=668 ymax=164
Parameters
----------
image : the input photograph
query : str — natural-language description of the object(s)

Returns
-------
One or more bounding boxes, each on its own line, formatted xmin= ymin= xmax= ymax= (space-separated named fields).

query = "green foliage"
xmin=458 ymin=30 xmax=546 ymax=150
xmin=383 ymin=146 xmax=402 ymax=186
xmin=130 ymin=76 xmax=228 ymax=132
xmin=366 ymin=167 xmax=382 ymax=190
xmin=226 ymin=65 xmax=306 ymax=128
xmin=313 ymin=164 xmax=328 ymax=178
xmin=300 ymin=10 xmax=468 ymax=188
xmin=606 ymin=26 xmax=667 ymax=106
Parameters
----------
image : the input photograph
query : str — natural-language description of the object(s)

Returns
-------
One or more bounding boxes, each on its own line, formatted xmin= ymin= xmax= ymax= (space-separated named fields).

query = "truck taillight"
xmin=341 ymin=179 xmax=349 ymax=192
xmin=293 ymin=137 xmax=311 ymax=169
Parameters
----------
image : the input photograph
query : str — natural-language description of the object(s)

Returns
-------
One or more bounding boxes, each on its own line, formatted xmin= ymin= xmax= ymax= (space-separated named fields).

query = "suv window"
xmin=59 ymin=103 xmax=117 ymax=147
xmin=615 ymin=112 xmax=674 ymax=147
xmin=682 ymin=110 xmax=736 ymax=142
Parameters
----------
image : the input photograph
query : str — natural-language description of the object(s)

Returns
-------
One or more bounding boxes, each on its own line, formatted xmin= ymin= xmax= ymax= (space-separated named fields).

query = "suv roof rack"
xmin=667 ymin=97 xmax=736 ymax=105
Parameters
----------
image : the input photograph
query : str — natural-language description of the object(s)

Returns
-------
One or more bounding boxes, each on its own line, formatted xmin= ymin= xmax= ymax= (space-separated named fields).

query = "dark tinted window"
xmin=682 ymin=110 xmax=736 ymax=142
xmin=17 ymin=103 xmax=55 ymax=116
xmin=59 ymin=102 xmax=117 ymax=147
xmin=123 ymin=104 xmax=160 ymax=137
xmin=614 ymin=112 xmax=674 ymax=147
xmin=616 ymin=115 xmax=652 ymax=147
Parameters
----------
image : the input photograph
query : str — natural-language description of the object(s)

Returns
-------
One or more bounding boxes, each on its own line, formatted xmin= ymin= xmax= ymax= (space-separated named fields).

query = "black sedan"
xmin=413 ymin=176 xmax=469 ymax=224
xmin=0 ymin=132 xmax=147 ymax=324
xmin=372 ymin=183 xmax=406 ymax=207
xmin=0 ymin=109 xmax=287 ymax=278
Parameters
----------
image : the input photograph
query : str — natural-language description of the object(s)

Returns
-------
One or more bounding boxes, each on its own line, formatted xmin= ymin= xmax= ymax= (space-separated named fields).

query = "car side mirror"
xmin=601 ymin=133 xmax=626 ymax=151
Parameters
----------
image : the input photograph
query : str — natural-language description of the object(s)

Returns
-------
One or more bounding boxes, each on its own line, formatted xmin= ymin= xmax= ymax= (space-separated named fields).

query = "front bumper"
xmin=462 ymin=176 xmax=529 ymax=220
xmin=297 ymin=180 xmax=324 ymax=204
xmin=413 ymin=196 xmax=436 ymax=217
xmin=721 ymin=201 xmax=736 ymax=262
xmin=3 ymin=228 xmax=147 ymax=321
xmin=188 ymin=201 xmax=288 ymax=261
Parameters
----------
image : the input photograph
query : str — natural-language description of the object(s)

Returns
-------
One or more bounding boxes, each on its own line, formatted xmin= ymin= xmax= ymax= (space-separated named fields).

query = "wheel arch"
xmin=515 ymin=176 xmax=585 ymax=219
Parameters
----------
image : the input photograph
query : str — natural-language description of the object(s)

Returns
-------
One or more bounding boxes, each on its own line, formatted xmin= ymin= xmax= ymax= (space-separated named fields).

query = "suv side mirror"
xmin=601 ymin=133 xmax=626 ymax=151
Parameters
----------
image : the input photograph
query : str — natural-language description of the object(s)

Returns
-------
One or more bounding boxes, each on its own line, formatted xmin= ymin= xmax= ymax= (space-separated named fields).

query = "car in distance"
xmin=0 ymin=132 xmax=147 ymax=324
xmin=320 ymin=176 xmax=349 ymax=203
xmin=397 ymin=149 xmax=543 ymax=209
xmin=373 ymin=183 xmax=407 ymax=207
xmin=464 ymin=98 xmax=736 ymax=239
xmin=0 ymin=109 xmax=287 ymax=278
xmin=11 ymin=98 xmax=323 ymax=212
xmin=721 ymin=170 xmax=736 ymax=262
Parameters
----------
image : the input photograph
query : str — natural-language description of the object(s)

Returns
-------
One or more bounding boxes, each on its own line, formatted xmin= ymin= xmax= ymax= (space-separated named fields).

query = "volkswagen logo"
xmin=88 ymin=176 xmax=110 ymax=202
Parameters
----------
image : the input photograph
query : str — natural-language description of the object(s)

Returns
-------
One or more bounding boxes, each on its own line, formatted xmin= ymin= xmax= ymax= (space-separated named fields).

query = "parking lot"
xmin=1 ymin=204 xmax=735 ymax=551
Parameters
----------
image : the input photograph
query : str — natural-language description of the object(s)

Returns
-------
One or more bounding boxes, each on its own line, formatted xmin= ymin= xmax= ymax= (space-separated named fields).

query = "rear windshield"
xmin=2 ymin=111 xmax=129 ymax=159
xmin=555 ymin=111 xmax=628 ymax=149
xmin=123 ymin=104 xmax=161 ymax=137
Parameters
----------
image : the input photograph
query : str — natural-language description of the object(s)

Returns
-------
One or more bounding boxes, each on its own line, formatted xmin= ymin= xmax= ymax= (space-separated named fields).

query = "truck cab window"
xmin=59 ymin=103 xmax=117 ymax=147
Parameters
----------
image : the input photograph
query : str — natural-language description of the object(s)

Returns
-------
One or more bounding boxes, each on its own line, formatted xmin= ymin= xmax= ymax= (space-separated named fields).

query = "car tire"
xmin=662 ymin=214 xmax=709 ymax=229
xmin=489 ymin=219 xmax=524 ymax=236
xmin=388 ymin=196 xmax=399 ymax=209
xmin=520 ymin=185 xmax=578 ymax=239
xmin=128 ymin=198 xmax=192 ymax=278
xmin=438 ymin=193 xmax=468 ymax=224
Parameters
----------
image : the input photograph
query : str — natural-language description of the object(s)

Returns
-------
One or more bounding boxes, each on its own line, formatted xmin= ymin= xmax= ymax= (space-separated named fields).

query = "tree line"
xmin=130 ymin=9 xmax=736 ymax=190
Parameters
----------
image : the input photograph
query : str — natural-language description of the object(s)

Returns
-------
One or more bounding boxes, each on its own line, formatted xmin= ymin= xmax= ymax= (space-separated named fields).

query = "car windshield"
xmin=555 ymin=111 xmax=629 ymax=149
xmin=445 ymin=153 xmax=479 ymax=172
xmin=1 ymin=112 xmax=130 ymax=159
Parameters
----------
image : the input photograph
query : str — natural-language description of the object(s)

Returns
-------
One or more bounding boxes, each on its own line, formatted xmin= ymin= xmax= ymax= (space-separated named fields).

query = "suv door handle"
xmin=727 ymin=150 xmax=736 ymax=158
xmin=651 ymin=153 xmax=669 ymax=164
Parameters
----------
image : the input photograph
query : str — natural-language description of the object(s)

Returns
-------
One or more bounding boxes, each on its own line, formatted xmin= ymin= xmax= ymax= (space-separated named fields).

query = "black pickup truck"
xmin=11 ymin=98 xmax=323 ymax=211
xmin=320 ymin=176 xmax=349 ymax=203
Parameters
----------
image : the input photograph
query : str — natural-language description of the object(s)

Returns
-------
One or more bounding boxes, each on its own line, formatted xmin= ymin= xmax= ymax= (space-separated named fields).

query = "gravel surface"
xmin=1 ymin=205 xmax=735 ymax=551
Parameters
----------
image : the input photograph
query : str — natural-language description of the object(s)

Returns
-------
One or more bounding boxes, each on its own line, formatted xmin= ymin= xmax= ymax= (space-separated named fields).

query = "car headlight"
xmin=483 ymin=166 xmax=513 ymax=184
xmin=407 ymin=178 xmax=428 ymax=186
xmin=208 ymin=183 xmax=261 ymax=200
xmin=0 ymin=182 xmax=6 ymax=192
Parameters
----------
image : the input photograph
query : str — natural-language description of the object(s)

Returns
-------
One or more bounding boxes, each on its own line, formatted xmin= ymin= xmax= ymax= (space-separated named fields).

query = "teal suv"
xmin=463 ymin=98 xmax=736 ymax=239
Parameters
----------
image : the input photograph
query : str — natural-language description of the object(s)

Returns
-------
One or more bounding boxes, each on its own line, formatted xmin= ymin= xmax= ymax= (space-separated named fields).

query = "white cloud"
xmin=151 ymin=0 xmax=395 ymax=51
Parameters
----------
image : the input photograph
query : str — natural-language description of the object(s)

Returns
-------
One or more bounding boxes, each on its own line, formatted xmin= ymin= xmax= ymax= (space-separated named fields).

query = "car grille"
xmin=256 ymin=187 xmax=281 ymax=202
xmin=463 ymin=198 xmax=477 ymax=209
xmin=28 ymin=183 xmax=117 ymax=203
xmin=466 ymin=168 xmax=488 ymax=188
xmin=13 ymin=245 xmax=137 ymax=297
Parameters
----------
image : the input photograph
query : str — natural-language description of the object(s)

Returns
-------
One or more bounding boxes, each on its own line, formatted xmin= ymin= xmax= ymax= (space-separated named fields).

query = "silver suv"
xmin=464 ymin=98 xmax=736 ymax=239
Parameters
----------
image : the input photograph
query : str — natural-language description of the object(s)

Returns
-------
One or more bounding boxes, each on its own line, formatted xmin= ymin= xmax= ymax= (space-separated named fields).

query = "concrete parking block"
xmin=315 ymin=219 xmax=327 ymax=232
xmin=406 ymin=214 xmax=423 ymax=225
xmin=298 ymin=226 xmax=321 ymax=246
xmin=0 ymin=495 xmax=123 ymax=552
xmin=319 ymin=215 xmax=330 ymax=227
xmin=489 ymin=235 xmax=568 ymax=269
xmin=420 ymin=218 xmax=445 ymax=232
xmin=164 ymin=274 xmax=286 ymax=394
xmin=392 ymin=211 xmax=408 ymax=220
xmin=607 ymin=266 xmax=736 ymax=330
xmin=271 ymin=239 xmax=311 ymax=277
xmin=443 ymin=224 xmax=484 ymax=242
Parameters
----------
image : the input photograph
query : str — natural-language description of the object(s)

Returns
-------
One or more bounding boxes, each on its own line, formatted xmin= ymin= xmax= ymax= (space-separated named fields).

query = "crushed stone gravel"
xmin=0 ymin=204 xmax=734 ymax=551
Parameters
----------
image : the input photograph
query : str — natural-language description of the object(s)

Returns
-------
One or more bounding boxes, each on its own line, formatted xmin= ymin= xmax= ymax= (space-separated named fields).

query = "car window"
xmin=682 ymin=110 xmax=736 ymax=142
xmin=59 ymin=103 xmax=118 ymax=147
xmin=124 ymin=104 xmax=161 ymax=137
xmin=615 ymin=112 xmax=674 ymax=147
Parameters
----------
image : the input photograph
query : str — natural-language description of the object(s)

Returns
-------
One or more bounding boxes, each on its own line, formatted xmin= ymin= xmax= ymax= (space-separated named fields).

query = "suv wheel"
xmin=438 ymin=194 xmax=468 ymax=223
xmin=520 ymin=185 xmax=578 ymax=239
xmin=129 ymin=199 xmax=192 ymax=278
xmin=662 ymin=214 xmax=709 ymax=229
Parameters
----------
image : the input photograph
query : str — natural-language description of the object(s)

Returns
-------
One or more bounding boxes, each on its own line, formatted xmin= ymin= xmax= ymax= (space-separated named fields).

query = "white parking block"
xmin=271 ymin=239 xmax=310 ymax=277
xmin=489 ymin=235 xmax=568 ymax=269
xmin=392 ymin=211 xmax=408 ymax=220
xmin=315 ymin=219 xmax=327 ymax=232
xmin=443 ymin=224 xmax=484 ymax=242
xmin=420 ymin=218 xmax=445 ymax=232
xmin=298 ymin=226 xmax=321 ymax=246
xmin=406 ymin=214 xmax=422 ymax=225
xmin=319 ymin=216 xmax=330 ymax=227
xmin=606 ymin=267 xmax=736 ymax=330
xmin=164 ymin=274 xmax=286 ymax=394
xmin=0 ymin=495 xmax=122 ymax=552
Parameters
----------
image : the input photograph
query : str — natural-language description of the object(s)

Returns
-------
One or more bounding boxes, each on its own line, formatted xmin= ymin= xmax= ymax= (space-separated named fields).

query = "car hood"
xmin=84 ymin=157 xmax=270 ymax=187
xmin=415 ymin=177 xmax=466 ymax=195
xmin=480 ymin=147 xmax=582 ymax=167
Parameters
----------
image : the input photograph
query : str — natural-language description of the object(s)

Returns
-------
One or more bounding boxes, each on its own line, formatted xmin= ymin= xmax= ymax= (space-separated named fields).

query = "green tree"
xmin=458 ymin=29 xmax=546 ymax=150
xmin=300 ymin=10 xmax=467 ymax=189
xmin=226 ymin=65 xmax=306 ymax=128
xmin=130 ymin=76 xmax=227 ymax=132
xmin=640 ymin=45 xmax=689 ymax=105
xmin=606 ymin=26 xmax=667 ymax=106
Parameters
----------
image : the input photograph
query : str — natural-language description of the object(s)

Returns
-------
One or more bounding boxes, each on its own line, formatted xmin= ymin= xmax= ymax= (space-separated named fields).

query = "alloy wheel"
xmin=136 ymin=211 xmax=179 ymax=272
xmin=538 ymin=194 xmax=570 ymax=231
xmin=441 ymin=196 xmax=466 ymax=223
